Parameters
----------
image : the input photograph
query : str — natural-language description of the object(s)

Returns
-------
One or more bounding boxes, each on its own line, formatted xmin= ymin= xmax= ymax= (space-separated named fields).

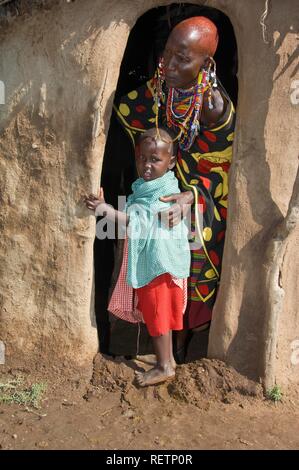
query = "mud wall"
xmin=0 ymin=0 xmax=133 ymax=374
xmin=207 ymin=0 xmax=299 ymax=389
xmin=0 ymin=0 xmax=298 ymax=386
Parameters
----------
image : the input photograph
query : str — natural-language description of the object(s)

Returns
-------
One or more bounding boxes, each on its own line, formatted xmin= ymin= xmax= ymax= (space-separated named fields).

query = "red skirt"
xmin=136 ymin=273 xmax=184 ymax=337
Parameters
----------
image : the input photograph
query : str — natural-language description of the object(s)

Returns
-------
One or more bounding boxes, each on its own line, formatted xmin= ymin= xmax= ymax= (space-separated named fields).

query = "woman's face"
xmin=163 ymin=29 xmax=208 ymax=90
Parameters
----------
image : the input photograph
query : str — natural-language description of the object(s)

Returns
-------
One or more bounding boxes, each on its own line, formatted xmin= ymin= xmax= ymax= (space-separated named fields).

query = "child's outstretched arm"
xmin=84 ymin=188 xmax=129 ymax=226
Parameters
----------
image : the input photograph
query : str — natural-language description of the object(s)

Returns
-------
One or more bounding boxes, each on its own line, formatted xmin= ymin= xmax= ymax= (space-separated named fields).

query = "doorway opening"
xmin=94 ymin=3 xmax=238 ymax=360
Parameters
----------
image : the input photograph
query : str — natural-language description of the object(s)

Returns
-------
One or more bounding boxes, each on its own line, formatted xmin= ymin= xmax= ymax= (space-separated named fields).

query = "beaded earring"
xmin=154 ymin=57 xmax=165 ymax=107
xmin=206 ymin=57 xmax=217 ymax=110
xmin=207 ymin=88 xmax=213 ymax=110
xmin=158 ymin=57 xmax=165 ymax=80
xmin=153 ymin=57 xmax=168 ymax=143
xmin=210 ymin=57 xmax=218 ymax=88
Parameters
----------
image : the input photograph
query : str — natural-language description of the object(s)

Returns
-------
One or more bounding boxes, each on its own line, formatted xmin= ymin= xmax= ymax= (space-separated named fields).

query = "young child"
xmin=85 ymin=127 xmax=190 ymax=387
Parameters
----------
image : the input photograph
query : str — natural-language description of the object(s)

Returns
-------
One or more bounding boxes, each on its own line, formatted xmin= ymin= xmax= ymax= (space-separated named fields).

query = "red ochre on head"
xmin=171 ymin=16 xmax=219 ymax=57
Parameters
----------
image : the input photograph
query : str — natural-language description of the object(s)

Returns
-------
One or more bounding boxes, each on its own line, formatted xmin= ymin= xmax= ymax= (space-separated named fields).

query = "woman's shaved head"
xmin=171 ymin=16 xmax=218 ymax=57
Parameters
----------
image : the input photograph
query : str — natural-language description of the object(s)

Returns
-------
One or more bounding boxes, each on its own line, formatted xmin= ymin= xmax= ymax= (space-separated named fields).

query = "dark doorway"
xmin=94 ymin=3 xmax=238 ymax=358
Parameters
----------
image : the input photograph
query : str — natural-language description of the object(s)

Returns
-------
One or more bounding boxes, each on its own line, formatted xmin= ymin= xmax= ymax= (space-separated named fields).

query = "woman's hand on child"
xmin=159 ymin=191 xmax=194 ymax=228
xmin=84 ymin=187 xmax=105 ymax=212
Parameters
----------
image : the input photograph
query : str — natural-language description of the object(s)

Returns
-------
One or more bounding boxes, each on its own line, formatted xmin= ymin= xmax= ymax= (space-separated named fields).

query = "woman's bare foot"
xmin=136 ymin=354 xmax=177 ymax=369
xmin=135 ymin=363 xmax=175 ymax=387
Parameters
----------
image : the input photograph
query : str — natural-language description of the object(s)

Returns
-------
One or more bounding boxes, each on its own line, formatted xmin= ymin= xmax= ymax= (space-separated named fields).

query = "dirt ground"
xmin=0 ymin=329 xmax=298 ymax=451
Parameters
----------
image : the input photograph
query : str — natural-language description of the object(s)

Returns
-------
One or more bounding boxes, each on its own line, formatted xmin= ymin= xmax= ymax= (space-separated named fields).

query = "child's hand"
xmin=84 ymin=187 xmax=105 ymax=212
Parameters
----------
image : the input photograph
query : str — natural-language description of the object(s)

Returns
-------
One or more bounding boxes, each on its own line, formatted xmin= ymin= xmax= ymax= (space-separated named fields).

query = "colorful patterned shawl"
xmin=115 ymin=77 xmax=236 ymax=328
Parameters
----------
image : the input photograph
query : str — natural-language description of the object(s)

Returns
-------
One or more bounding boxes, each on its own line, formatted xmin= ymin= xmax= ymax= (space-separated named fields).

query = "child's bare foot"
xmin=136 ymin=354 xmax=177 ymax=370
xmin=135 ymin=363 xmax=175 ymax=387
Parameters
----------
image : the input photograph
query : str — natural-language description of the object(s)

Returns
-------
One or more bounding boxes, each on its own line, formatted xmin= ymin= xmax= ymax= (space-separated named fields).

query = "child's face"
xmin=136 ymin=137 xmax=175 ymax=182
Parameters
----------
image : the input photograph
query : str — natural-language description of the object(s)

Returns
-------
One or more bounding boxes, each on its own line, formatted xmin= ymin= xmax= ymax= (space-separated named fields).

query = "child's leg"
xmin=135 ymin=274 xmax=183 ymax=386
xmin=135 ymin=331 xmax=175 ymax=387
xmin=153 ymin=331 xmax=171 ymax=369
xmin=136 ymin=330 xmax=176 ymax=369
xmin=169 ymin=331 xmax=176 ymax=367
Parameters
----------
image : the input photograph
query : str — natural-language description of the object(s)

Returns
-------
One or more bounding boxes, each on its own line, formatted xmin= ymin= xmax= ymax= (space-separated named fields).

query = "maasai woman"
xmin=114 ymin=16 xmax=236 ymax=363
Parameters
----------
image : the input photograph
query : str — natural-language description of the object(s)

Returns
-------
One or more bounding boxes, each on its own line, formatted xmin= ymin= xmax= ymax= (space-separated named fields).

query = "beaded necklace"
xmin=169 ymin=89 xmax=194 ymax=119
xmin=153 ymin=67 xmax=210 ymax=151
